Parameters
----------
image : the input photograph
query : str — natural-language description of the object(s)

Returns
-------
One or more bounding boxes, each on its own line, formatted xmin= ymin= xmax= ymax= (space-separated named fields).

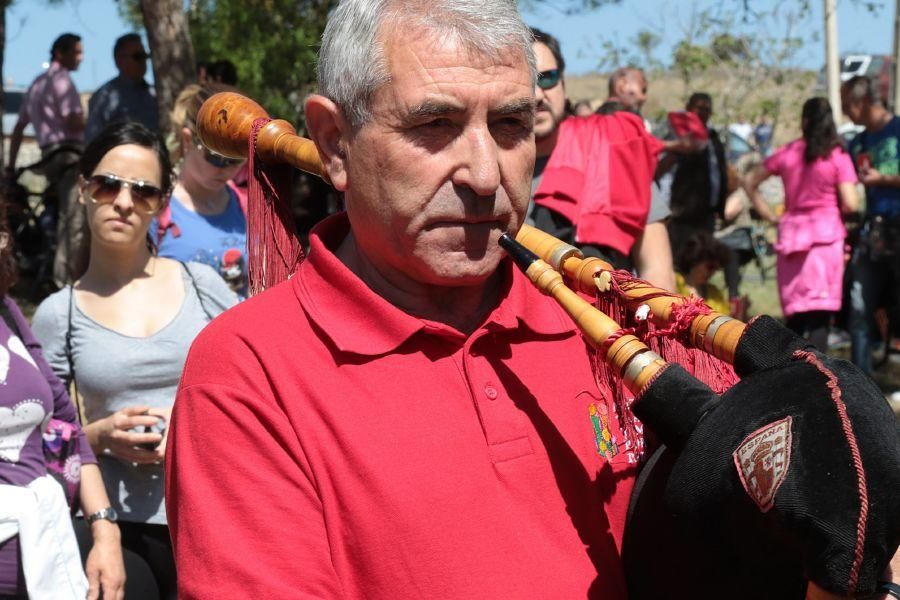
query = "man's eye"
xmin=493 ymin=118 xmax=532 ymax=134
xmin=418 ymin=118 xmax=454 ymax=130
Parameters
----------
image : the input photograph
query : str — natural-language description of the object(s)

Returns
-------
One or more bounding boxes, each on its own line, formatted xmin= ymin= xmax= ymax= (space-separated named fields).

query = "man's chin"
xmin=418 ymin=252 xmax=505 ymax=288
xmin=533 ymin=117 xmax=558 ymax=140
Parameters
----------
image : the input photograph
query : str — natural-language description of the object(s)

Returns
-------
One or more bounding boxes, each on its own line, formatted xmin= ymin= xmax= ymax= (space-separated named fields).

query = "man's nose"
xmin=453 ymin=125 xmax=501 ymax=197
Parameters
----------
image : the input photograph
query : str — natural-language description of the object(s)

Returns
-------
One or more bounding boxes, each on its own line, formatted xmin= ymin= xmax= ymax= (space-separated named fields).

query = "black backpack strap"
xmin=65 ymin=286 xmax=75 ymax=379
xmin=65 ymin=287 xmax=83 ymax=424
xmin=179 ymin=261 xmax=214 ymax=321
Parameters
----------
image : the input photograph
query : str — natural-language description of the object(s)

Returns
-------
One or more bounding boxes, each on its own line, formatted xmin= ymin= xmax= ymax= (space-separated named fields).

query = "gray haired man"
xmin=168 ymin=1 xmax=636 ymax=597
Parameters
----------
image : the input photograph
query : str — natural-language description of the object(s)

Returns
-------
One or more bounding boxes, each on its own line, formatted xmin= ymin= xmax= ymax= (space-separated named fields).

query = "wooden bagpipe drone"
xmin=196 ymin=92 xmax=900 ymax=599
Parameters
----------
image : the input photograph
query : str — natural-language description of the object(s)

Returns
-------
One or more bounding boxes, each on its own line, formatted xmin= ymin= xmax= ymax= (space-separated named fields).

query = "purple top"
xmin=19 ymin=62 xmax=84 ymax=148
xmin=0 ymin=295 xmax=95 ymax=483
xmin=0 ymin=296 xmax=94 ymax=593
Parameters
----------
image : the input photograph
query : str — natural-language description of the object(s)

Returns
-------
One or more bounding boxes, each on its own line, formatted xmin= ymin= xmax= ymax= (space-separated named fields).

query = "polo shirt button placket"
xmin=484 ymin=384 xmax=499 ymax=400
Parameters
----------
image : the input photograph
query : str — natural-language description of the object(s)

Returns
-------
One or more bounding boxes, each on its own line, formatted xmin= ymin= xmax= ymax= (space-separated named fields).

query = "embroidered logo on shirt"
xmin=0 ymin=399 xmax=46 ymax=463
xmin=733 ymin=416 xmax=793 ymax=513
xmin=588 ymin=402 xmax=618 ymax=461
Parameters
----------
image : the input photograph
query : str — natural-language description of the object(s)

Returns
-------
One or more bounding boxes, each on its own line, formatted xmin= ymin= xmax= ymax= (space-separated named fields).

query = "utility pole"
xmin=894 ymin=0 xmax=900 ymax=109
xmin=825 ymin=0 xmax=842 ymax=124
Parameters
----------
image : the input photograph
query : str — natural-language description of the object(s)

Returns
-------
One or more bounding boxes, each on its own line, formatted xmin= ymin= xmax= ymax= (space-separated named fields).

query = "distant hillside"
xmin=564 ymin=68 xmax=819 ymax=146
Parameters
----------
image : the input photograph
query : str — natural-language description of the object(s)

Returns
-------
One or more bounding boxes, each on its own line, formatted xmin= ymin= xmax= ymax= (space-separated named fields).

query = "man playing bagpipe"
xmin=164 ymin=1 xmax=900 ymax=598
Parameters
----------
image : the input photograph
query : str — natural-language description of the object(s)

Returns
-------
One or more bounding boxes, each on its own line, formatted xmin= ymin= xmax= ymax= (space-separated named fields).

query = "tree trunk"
xmin=140 ymin=0 xmax=195 ymax=135
xmin=824 ymin=0 xmax=841 ymax=125
xmin=0 ymin=2 xmax=8 ymax=167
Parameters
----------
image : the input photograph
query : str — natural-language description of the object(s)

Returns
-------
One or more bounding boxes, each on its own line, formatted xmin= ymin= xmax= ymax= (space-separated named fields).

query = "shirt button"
xmin=484 ymin=384 xmax=499 ymax=399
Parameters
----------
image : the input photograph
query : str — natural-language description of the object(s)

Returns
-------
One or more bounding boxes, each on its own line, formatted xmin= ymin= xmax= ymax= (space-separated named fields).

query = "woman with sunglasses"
xmin=32 ymin=122 xmax=238 ymax=600
xmin=155 ymin=83 xmax=248 ymax=296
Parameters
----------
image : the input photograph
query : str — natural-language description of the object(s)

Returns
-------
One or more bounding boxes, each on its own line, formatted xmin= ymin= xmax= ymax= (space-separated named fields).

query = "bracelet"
xmin=879 ymin=581 xmax=900 ymax=599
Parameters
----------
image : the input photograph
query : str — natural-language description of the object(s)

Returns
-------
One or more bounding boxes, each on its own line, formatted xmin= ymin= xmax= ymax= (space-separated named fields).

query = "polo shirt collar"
xmin=294 ymin=213 xmax=575 ymax=356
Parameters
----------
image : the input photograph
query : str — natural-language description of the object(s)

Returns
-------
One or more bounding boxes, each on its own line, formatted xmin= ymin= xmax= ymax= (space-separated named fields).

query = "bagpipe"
xmin=196 ymin=92 xmax=900 ymax=599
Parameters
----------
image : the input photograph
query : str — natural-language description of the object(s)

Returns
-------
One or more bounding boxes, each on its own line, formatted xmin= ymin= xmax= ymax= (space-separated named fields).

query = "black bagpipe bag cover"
xmin=622 ymin=316 xmax=900 ymax=599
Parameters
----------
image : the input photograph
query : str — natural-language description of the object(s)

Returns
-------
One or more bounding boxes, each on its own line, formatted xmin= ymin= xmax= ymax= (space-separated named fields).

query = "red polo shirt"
xmin=166 ymin=213 xmax=639 ymax=599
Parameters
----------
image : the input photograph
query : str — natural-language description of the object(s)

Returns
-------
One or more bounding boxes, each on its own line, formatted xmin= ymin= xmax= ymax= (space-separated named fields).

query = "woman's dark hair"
xmin=801 ymin=97 xmax=843 ymax=163
xmin=0 ymin=198 xmax=17 ymax=296
xmin=207 ymin=59 xmax=238 ymax=86
xmin=674 ymin=232 xmax=731 ymax=276
xmin=80 ymin=121 xmax=173 ymax=195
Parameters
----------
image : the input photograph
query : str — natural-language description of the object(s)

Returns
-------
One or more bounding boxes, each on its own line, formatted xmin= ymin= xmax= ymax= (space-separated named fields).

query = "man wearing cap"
xmin=166 ymin=1 xmax=641 ymax=597
xmin=85 ymin=33 xmax=158 ymax=143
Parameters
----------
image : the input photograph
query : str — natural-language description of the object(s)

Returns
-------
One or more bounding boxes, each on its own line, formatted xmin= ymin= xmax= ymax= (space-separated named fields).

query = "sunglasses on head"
xmin=195 ymin=143 xmax=243 ymax=168
xmin=84 ymin=174 xmax=165 ymax=214
xmin=537 ymin=68 xmax=561 ymax=91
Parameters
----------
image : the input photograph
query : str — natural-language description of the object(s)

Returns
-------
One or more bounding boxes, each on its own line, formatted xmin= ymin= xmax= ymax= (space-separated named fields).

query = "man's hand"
xmin=85 ymin=520 xmax=125 ymax=600
xmin=860 ymin=167 xmax=885 ymax=186
xmin=858 ymin=167 xmax=900 ymax=188
xmin=665 ymin=135 xmax=707 ymax=155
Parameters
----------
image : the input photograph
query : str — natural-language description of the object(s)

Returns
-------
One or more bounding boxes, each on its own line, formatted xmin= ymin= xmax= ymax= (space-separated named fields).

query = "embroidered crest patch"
xmin=733 ymin=416 xmax=793 ymax=513
xmin=588 ymin=402 xmax=618 ymax=461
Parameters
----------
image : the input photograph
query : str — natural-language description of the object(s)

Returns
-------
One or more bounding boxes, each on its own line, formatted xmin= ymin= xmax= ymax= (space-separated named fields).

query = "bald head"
xmin=607 ymin=67 xmax=647 ymax=113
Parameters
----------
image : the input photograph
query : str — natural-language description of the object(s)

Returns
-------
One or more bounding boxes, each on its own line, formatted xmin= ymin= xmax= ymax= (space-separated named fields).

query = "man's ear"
xmin=305 ymin=94 xmax=350 ymax=191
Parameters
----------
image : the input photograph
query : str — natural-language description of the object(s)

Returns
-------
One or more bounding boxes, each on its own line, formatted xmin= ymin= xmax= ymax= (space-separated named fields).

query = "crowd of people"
xmin=0 ymin=1 xmax=897 ymax=597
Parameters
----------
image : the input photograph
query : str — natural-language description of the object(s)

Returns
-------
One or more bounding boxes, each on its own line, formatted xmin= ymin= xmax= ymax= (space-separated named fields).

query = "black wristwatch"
xmin=86 ymin=507 xmax=118 ymax=524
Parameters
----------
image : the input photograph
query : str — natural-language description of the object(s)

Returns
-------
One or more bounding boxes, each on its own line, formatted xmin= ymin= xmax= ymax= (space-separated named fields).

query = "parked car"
xmin=725 ymin=131 xmax=757 ymax=165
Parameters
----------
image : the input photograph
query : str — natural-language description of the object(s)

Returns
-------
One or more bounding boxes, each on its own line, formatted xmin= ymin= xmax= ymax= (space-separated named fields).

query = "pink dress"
xmin=764 ymin=141 xmax=857 ymax=316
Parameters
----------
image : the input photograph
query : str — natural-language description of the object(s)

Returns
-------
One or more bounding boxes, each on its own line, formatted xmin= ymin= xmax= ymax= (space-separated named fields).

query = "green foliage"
xmin=595 ymin=29 xmax=662 ymax=72
xmin=188 ymin=0 xmax=335 ymax=125
xmin=672 ymin=41 xmax=713 ymax=79
xmin=115 ymin=0 xmax=142 ymax=28
xmin=115 ymin=0 xmax=334 ymax=126
xmin=634 ymin=29 xmax=662 ymax=72
xmin=710 ymin=34 xmax=750 ymax=64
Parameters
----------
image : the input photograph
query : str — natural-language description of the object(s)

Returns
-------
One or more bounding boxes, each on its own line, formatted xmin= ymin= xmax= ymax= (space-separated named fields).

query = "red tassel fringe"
xmin=246 ymin=118 xmax=305 ymax=296
xmin=590 ymin=269 xmax=741 ymax=461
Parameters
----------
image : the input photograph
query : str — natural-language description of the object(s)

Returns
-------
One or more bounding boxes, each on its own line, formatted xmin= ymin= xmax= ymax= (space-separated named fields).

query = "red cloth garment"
xmin=534 ymin=112 xmax=663 ymax=255
xmin=667 ymin=111 xmax=709 ymax=142
xmin=166 ymin=213 xmax=638 ymax=600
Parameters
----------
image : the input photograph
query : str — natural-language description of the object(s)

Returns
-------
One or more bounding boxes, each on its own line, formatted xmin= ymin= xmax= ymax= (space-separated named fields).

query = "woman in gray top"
xmin=33 ymin=122 xmax=238 ymax=600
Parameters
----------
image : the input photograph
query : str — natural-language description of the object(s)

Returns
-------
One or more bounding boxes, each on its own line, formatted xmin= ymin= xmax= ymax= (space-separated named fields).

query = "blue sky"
xmin=3 ymin=0 xmax=894 ymax=91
